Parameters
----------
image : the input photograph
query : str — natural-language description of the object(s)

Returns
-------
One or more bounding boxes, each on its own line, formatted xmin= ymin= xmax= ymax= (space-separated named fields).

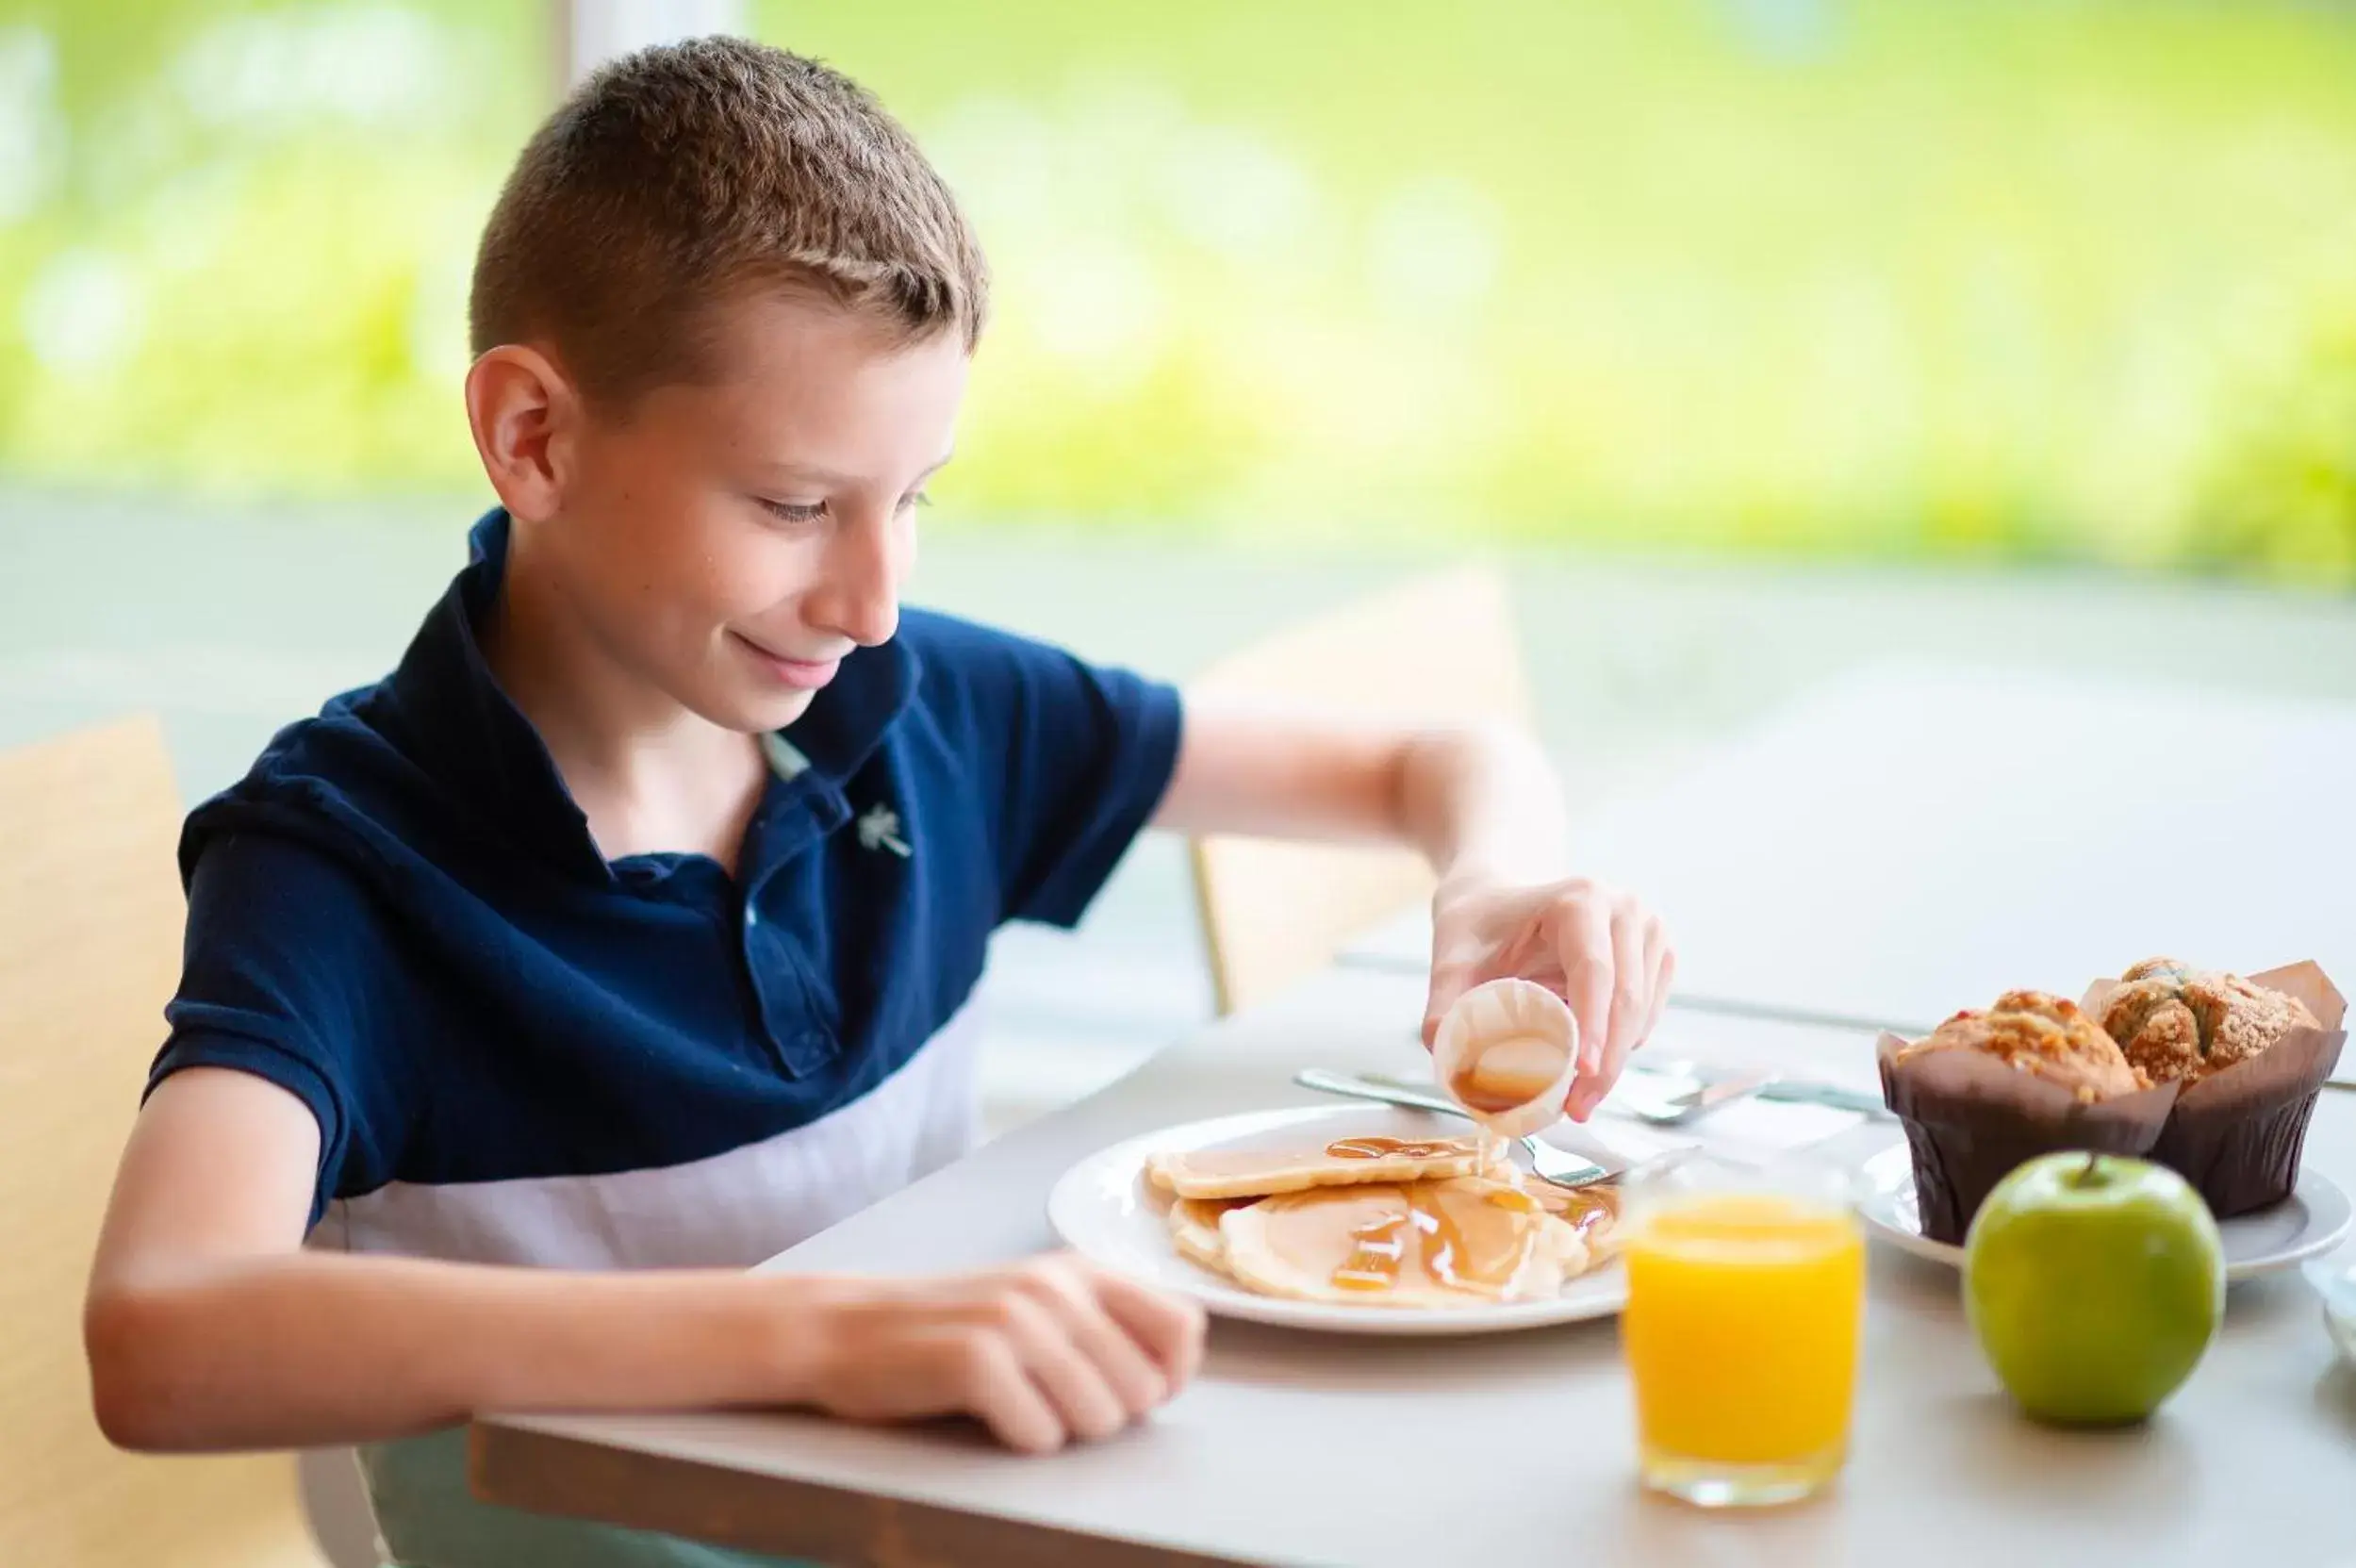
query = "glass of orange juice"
xmin=1620 ymin=1158 xmax=1865 ymax=1507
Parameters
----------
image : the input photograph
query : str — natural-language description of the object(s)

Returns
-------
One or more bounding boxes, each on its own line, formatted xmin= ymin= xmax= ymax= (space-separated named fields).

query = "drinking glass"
xmin=1620 ymin=1156 xmax=1865 ymax=1507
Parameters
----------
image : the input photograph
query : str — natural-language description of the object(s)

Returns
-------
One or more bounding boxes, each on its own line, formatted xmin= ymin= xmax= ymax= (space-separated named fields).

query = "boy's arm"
xmin=1150 ymin=705 xmax=1566 ymax=875
xmin=87 ymin=1068 xmax=1201 ymax=1455
xmin=1152 ymin=702 xmax=1672 ymax=1118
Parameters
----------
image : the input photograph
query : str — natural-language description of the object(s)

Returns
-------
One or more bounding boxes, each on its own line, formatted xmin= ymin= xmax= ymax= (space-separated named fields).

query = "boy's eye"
xmin=759 ymin=498 xmax=828 ymax=525
xmin=898 ymin=489 xmax=933 ymax=513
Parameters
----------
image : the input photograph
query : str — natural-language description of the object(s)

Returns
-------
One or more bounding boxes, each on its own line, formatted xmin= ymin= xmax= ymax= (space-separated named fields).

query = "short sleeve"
xmin=901 ymin=611 xmax=1183 ymax=929
xmin=153 ymin=829 xmax=418 ymax=1225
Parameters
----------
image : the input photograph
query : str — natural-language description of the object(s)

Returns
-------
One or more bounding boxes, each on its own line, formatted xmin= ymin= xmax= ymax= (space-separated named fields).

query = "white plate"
xmin=1855 ymin=1145 xmax=2354 ymax=1280
xmin=2304 ymin=1257 xmax=2356 ymax=1365
xmin=1046 ymin=1104 xmax=1628 ymax=1336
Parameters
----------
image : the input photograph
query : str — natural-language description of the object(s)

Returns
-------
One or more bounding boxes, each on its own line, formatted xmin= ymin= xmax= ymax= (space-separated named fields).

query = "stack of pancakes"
xmin=1146 ymin=1138 xmax=1618 ymax=1309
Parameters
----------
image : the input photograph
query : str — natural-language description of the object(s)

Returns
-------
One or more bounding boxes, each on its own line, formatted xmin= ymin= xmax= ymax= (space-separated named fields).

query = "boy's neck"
xmin=482 ymin=526 xmax=767 ymax=868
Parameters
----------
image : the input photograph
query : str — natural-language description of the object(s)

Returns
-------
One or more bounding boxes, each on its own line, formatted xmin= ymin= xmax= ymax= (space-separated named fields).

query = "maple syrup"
xmin=1320 ymin=1181 xmax=1541 ymax=1297
xmin=1447 ymin=1040 xmax=1564 ymax=1118
xmin=1324 ymin=1134 xmax=1474 ymax=1162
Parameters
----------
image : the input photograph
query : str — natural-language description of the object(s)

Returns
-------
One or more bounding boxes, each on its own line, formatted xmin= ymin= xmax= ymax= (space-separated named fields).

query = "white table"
xmin=1346 ymin=661 xmax=2356 ymax=1045
xmin=473 ymin=663 xmax=2356 ymax=1563
xmin=473 ymin=965 xmax=2356 ymax=1567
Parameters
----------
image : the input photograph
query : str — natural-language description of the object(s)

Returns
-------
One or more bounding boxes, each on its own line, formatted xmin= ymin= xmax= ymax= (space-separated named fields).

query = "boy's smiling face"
xmin=499 ymin=292 xmax=969 ymax=734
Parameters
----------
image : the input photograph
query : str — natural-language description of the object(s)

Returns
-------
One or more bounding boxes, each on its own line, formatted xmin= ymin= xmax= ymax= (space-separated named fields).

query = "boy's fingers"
xmin=1582 ymin=907 xmax=1650 ymax=1114
xmin=1007 ymin=1319 xmax=1129 ymax=1444
xmin=1091 ymin=1269 xmax=1208 ymax=1390
xmin=1422 ymin=957 xmax=1478 ymax=1048
xmin=1556 ymin=900 xmax=1614 ymax=1087
xmin=984 ymin=1290 xmax=1127 ymax=1442
xmin=1018 ymin=1263 xmax=1167 ymax=1415
xmin=1639 ymin=923 xmax=1674 ymax=1050
xmin=951 ymin=1333 xmax=1064 ymax=1454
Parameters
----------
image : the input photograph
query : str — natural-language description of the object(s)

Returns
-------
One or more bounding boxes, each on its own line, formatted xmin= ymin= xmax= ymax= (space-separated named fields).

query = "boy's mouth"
xmin=730 ymin=631 xmax=842 ymax=693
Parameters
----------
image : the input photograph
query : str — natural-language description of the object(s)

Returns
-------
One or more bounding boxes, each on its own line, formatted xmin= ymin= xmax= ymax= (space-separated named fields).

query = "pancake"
xmin=1166 ymin=1196 xmax=1247 ymax=1271
xmin=1215 ymin=1174 xmax=1588 ymax=1308
xmin=1523 ymin=1180 xmax=1623 ymax=1262
xmin=1146 ymin=1134 xmax=1490 ymax=1200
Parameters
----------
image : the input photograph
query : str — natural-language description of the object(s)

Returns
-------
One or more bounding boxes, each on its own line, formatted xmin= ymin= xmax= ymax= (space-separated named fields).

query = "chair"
xmin=0 ymin=717 xmax=328 ymax=1566
xmin=1185 ymin=567 xmax=1536 ymax=1015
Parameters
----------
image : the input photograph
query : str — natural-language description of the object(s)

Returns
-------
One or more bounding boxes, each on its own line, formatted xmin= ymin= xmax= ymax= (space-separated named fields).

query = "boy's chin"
xmin=731 ymin=688 xmax=820 ymax=734
xmin=685 ymin=682 xmax=819 ymax=735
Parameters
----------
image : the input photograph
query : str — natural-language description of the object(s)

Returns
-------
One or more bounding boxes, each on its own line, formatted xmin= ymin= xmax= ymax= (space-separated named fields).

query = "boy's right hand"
xmin=91 ymin=1071 xmax=1203 ymax=1455
xmin=793 ymin=1254 xmax=1206 ymax=1454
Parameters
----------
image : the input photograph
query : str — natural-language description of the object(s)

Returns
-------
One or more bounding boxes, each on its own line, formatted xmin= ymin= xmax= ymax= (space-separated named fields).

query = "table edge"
xmin=468 ymin=1420 xmax=1264 ymax=1568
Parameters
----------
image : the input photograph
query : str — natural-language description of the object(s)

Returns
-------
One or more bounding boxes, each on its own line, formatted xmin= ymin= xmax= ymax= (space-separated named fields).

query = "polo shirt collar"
xmin=381 ymin=509 xmax=919 ymax=882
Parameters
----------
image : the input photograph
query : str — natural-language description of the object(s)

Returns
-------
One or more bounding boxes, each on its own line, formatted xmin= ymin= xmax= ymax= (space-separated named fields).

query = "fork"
xmin=1293 ymin=1067 xmax=1653 ymax=1190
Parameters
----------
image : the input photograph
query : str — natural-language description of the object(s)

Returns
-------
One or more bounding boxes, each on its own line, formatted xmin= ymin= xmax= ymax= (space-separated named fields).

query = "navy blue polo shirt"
xmin=154 ymin=511 xmax=1182 ymax=1269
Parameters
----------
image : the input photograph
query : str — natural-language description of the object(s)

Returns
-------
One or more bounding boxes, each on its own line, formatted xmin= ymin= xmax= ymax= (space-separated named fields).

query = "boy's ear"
xmin=464 ymin=344 xmax=580 ymax=524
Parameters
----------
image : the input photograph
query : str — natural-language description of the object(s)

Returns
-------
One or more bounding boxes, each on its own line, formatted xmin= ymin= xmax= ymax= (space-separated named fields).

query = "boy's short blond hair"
xmin=469 ymin=36 xmax=988 ymax=407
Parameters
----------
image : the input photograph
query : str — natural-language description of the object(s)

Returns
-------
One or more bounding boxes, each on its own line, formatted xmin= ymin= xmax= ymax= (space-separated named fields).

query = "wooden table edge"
xmin=468 ymin=1419 xmax=1265 ymax=1568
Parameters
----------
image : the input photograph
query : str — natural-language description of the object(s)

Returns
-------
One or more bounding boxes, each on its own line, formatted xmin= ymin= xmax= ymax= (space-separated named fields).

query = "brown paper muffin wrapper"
xmin=2086 ymin=961 xmax=2347 ymax=1219
xmin=1876 ymin=1033 xmax=2179 ymax=1246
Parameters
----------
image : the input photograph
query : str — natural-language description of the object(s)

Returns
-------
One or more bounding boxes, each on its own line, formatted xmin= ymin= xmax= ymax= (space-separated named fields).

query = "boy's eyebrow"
xmin=758 ymin=453 xmax=955 ymax=488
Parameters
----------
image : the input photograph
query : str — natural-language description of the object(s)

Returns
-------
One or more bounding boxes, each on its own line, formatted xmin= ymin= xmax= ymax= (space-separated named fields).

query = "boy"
xmin=84 ymin=38 xmax=1670 ymax=1568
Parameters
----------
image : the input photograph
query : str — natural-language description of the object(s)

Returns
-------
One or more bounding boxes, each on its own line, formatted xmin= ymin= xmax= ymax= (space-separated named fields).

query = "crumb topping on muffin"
xmin=2100 ymin=958 xmax=2320 ymax=1084
xmin=1899 ymin=989 xmax=2143 ymax=1103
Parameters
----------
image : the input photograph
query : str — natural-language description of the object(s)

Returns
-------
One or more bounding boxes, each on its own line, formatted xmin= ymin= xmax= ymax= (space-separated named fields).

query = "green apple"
xmin=1964 ymin=1152 xmax=2224 ymax=1425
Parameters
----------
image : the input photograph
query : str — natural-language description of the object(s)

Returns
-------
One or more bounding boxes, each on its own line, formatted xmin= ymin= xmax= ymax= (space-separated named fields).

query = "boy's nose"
xmin=805 ymin=511 xmax=903 ymax=648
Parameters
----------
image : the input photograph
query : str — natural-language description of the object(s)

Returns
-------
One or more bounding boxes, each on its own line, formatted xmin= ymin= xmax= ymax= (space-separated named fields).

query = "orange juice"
xmin=1622 ymin=1192 xmax=1864 ymax=1504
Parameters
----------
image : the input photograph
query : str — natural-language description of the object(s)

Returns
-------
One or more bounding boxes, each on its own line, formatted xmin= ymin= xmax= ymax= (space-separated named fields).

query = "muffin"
xmin=2099 ymin=957 xmax=2322 ymax=1085
xmin=2092 ymin=959 xmax=2342 ymax=1218
xmin=1899 ymin=991 xmax=2144 ymax=1103
xmin=1879 ymin=991 xmax=2178 ymax=1245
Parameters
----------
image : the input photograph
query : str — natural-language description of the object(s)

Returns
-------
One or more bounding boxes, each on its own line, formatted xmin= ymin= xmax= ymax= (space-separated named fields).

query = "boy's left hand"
xmin=1422 ymin=874 xmax=1674 ymax=1121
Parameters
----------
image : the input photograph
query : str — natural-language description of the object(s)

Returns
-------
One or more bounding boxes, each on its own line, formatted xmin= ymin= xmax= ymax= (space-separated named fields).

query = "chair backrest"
xmin=1186 ymin=568 xmax=1536 ymax=1015
xmin=0 ymin=718 xmax=326 ymax=1567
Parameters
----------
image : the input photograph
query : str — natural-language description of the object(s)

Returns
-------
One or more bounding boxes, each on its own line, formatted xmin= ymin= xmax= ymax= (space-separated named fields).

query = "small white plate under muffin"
xmin=1855 ymin=1144 xmax=2353 ymax=1280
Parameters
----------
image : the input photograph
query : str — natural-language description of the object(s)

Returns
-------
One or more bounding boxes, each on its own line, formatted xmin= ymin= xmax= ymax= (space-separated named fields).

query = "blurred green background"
xmin=5 ymin=0 xmax=2356 ymax=578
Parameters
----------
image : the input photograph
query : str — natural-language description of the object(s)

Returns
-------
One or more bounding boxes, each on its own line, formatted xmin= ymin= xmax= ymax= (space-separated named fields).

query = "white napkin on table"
xmin=1535 ymin=1096 xmax=1866 ymax=1173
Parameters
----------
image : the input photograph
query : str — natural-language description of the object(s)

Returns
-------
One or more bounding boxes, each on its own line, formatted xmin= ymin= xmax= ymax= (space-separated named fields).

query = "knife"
xmin=1619 ymin=1057 xmax=1893 ymax=1120
xmin=1750 ymin=1080 xmax=1893 ymax=1118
